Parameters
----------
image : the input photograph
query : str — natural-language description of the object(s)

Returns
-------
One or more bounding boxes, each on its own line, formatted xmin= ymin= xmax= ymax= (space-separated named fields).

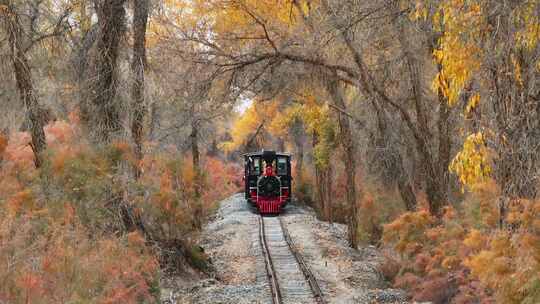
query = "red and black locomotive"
xmin=243 ymin=150 xmax=292 ymax=214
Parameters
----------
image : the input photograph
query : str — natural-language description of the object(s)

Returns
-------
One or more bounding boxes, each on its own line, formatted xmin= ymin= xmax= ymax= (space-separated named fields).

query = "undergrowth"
xmin=0 ymin=117 xmax=240 ymax=303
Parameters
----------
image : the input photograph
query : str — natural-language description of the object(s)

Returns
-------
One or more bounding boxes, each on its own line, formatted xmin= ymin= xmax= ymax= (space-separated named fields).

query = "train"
xmin=243 ymin=150 xmax=292 ymax=214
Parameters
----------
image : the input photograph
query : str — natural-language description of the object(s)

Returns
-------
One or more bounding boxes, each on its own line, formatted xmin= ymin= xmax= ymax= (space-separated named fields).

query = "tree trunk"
xmin=91 ymin=0 xmax=126 ymax=142
xmin=191 ymin=120 xmax=202 ymax=229
xmin=148 ymin=101 xmax=160 ymax=140
xmin=131 ymin=0 xmax=149 ymax=178
xmin=3 ymin=3 xmax=47 ymax=168
xmin=490 ymin=52 xmax=540 ymax=199
xmin=437 ymin=84 xmax=452 ymax=202
xmin=74 ymin=24 xmax=98 ymax=130
xmin=313 ymin=131 xmax=328 ymax=219
xmin=295 ymin=139 xmax=304 ymax=181
xmin=371 ymin=99 xmax=417 ymax=211
xmin=276 ymin=137 xmax=285 ymax=152
xmin=207 ymin=139 xmax=218 ymax=156
xmin=396 ymin=152 xmax=417 ymax=212
xmin=325 ymin=163 xmax=333 ymax=224
xmin=326 ymin=78 xmax=360 ymax=249
xmin=397 ymin=15 xmax=447 ymax=217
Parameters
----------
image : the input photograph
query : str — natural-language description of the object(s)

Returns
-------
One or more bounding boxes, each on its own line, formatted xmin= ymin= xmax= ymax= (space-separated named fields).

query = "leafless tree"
xmin=0 ymin=0 xmax=70 ymax=167
xmin=131 ymin=0 xmax=149 ymax=178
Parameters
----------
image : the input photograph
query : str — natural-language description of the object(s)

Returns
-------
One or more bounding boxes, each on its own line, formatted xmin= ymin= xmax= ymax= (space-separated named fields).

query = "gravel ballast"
xmin=163 ymin=194 xmax=408 ymax=304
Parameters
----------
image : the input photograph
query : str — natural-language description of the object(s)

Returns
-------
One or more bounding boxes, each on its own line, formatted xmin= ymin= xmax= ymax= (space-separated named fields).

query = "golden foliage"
xmin=383 ymin=209 xmax=436 ymax=256
xmin=514 ymin=1 xmax=540 ymax=51
xmin=220 ymin=100 xmax=280 ymax=152
xmin=198 ymin=0 xmax=308 ymax=35
xmin=0 ymin=115 xmax=241 ymax=302
xmin=0 ymin=205 xmax=159 ymax=303
xmin=449 ymin=132 xmax=492 ymax=191
xmin=430 ymin=0 xmax=484 ymax=106
xmin=465 ymin=93 xmax=480 ymax=115
xmin=384 ymin=190 xmax=540 ymax=303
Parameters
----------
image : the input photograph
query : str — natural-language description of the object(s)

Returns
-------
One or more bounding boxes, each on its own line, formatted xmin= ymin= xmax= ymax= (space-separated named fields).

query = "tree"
xmin=89 ymin=0 xmax=126 ymax=142
xmin=1 ymin=1 xmax=69 ymax=167
xmin=326 ymin=78 xmax=360 ymax=247
xmin=131 ymin=0 xmax=150 ymax=178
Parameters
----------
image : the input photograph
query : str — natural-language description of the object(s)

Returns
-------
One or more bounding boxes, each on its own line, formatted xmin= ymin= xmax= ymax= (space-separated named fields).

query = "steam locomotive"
xmin=243 ymin=150 xmax=292 ymax=214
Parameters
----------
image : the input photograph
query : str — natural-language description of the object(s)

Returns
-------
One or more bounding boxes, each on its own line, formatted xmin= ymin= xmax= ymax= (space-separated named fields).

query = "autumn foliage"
xmin=382 ymin=181 xmax=540 ymax=303
xmin=0 ymin=116 xmax=240 ymax=303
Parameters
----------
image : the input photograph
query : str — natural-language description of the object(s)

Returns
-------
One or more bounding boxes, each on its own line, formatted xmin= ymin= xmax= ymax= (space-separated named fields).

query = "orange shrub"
xmin=0 ymin=133 xmax=7 ymax=158
xmin=139 ymin=153 xmax=241 ymax=236
xmin=383 ymin=182 xmax=540 ymax=304
xmin=202 ymin=156 xmax=241 ymax=201
xmin=463 ymin=199 xmax=540 ymax=304
xmin=0 ymin=207 xmax=159 ymax=303
xmin=0 ymin=115 xmax=246 ymax=300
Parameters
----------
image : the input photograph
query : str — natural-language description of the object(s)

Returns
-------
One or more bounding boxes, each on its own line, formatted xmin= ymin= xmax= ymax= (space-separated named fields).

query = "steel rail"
xmin=278 ymin=217 xmax=326 ymax=304
xmin=259 ymin=215 xmax=283 ymax=304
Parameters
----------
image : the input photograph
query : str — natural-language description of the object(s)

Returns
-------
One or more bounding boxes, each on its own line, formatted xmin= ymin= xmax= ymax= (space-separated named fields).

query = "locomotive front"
xmin=243 ymin=150 xmax=292 ymax=214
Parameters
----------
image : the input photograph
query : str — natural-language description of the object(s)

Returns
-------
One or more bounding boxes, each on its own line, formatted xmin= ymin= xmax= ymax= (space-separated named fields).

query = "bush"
xmin=294 ymin=171 xmax=315 ymax=207
xmin=357 ymin=188 xmax=406 ymax=245
xmin=0 ymin=117 xmax=240 ymax=302
xmin=0 ymin=202 xmax=159 ymax=303
xmin=382 ymin=180 xmax=540 ymax=304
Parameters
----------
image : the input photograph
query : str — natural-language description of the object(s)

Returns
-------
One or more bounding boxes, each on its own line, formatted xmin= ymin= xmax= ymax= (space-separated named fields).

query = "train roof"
xmin=243 ymin=150 xmax=291 ymax=158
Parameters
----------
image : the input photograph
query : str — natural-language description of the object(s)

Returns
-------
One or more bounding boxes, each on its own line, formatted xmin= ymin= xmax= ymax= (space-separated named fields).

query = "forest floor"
xmin=161 ymin=193 xmax=408 ymax=304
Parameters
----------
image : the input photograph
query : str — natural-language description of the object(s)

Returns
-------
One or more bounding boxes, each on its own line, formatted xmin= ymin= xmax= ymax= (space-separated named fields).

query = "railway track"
xmin=258 ymin=215 xmax=326 ymax=304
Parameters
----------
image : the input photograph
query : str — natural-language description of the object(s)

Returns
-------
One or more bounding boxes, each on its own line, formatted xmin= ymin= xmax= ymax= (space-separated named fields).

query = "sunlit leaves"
xmin=465 ymin=93 xmax=480 ymax=115
xmin=430 ymin=0 xmax=484 ymax=106
xmin=513 ymin=1 xmax=540 ymax=51
xmin=409 ymin=1 xmax=428 ymax=21
xmin=267 ymin=103 xmax=303 ymax=137
xmin=383 ymin=209 xmax=436 ymax=256
xmin=463 ymin=221 xmax=540 ymax=304
xmin=511 ymin=55 xmax=524 ymax=87
xmin=203 ymin=0 xmax=306 ymax=35
xmin=449 ymin=132 xmax=492 ymax=191
xmin=220 ymin=100 xmax=280 ymax=152
xmin=305 ymin=104 xmax=336 ymax=169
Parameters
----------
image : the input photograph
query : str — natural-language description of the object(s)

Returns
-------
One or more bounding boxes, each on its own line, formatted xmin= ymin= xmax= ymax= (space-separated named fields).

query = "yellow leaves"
xmin=432 ymin=38 xmax=481 ymax=106
xmin=441 ymin=256 xmax=460 ymax=270
xmin=465 ymin=93 xmax=480 ymax=114
xmin=514 ymin=1 xmax=540 ymax=51
xmin=511 ymin=55 xmax=524 ymax=87
xmin=409 ymin=1 xmax=428 ymax=21
xmin=69 ymin=0 xmax=91 ymax=33
xmin=463 ymin=231 xmax=522 ymax=299
xmin=299 ymin=0 xmax=311 ymax=17
xmin=382 ymin=209 xmax=436 ymax=256
xmin=463 ymin=229 xmax=486 ymax=251
xmin=449 ymin=132 xmax=492 ymax=192
xmin=302 ymin=101 xmax=336 ymax=169
xmin=147 ymin=16 xmax=172 ymax=49
xmin=268 ymin=103 xmax=303 ymax=137
xmin=463 ymin=250 xmax=492 ymax=279
xmin=429 ymin=1 xmax=484 ymax=106
xmin=163 ymin=0 xmax=188 ymax=7
xmin=207 ymin=0 xmax=305 ymax=37
xmin=220 ymin=99 xmax=280 ymax=152
xmin=223 ymin=88 xmax=334 ymax=157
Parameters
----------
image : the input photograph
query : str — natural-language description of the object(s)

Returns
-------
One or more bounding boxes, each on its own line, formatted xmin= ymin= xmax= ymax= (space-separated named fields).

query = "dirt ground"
xmin=161 ymin=193 xmax=408 ymax=304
